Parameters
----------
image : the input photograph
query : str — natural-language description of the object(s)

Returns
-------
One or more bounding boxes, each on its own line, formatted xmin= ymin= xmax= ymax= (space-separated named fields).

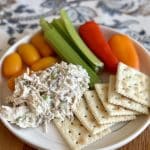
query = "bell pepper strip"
xmin=108 ymin=34 xmax=139 ymax=69
xmin=79 ymin=21 xmax=119 ymax=73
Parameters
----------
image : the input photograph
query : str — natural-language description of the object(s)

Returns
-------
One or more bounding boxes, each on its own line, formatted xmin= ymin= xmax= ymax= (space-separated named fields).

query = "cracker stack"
xmin=53 ymin=62 xmax=150 ymax=150
xmin=108 ymin=76 xmax=149 ymax=114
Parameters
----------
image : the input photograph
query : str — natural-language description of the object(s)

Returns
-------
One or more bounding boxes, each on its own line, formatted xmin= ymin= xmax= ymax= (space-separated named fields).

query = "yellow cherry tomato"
xmin=31 ymin=32 xmax=54 ymax=57
xmin=17 ymin=43 xmax=40 ymax=66
xmin=2 ymin=52 xmax=22 ymax=78
xmin=31 ymin=56 xmax=58 ymax=71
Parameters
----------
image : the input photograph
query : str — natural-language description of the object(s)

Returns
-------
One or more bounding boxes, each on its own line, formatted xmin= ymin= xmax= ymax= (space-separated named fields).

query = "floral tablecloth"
xmin=0 ymin=0 xmax=150 ymax=57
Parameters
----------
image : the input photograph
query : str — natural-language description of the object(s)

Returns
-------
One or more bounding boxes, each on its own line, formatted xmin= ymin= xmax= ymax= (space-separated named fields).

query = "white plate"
xmin=0 ymin=26 xmax=150 ymax=150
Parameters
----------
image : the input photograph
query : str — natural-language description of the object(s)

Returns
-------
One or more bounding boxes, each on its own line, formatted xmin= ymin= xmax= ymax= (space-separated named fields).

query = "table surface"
xmin=0 ymin=121 xmax=149 ymax=150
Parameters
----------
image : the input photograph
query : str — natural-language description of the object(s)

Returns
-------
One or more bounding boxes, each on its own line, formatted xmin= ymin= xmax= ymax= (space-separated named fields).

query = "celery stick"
xmin=52 ymin=18 xmax=100 ymax=72
xmin=52 ymin=19 xmax=69 ymax=38
xmin=60 ymin=9 xmax=103 ymax=69
xmin=40 ymin=18 xmax=99 ymax=87
xmin=52 ymin=19 xmax=96 ymax=68
xmin=51 ymin=19 xmax=73 ymax=44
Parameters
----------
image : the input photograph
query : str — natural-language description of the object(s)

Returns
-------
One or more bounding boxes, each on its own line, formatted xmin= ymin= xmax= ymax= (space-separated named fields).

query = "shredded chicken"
xmin=0 ymin=61 xmax=90 ymax=130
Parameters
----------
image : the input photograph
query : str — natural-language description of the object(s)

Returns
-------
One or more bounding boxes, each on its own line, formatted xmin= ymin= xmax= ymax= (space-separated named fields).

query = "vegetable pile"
xmin=40 ymin=9 xmax=139 ymax=81
xmin=2 ymin=9 xmax=140 ymax=90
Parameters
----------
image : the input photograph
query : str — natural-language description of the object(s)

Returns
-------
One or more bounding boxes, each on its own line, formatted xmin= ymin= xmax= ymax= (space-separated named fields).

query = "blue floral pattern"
xmin=0 ymin=0 xmax=150 ymax=54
